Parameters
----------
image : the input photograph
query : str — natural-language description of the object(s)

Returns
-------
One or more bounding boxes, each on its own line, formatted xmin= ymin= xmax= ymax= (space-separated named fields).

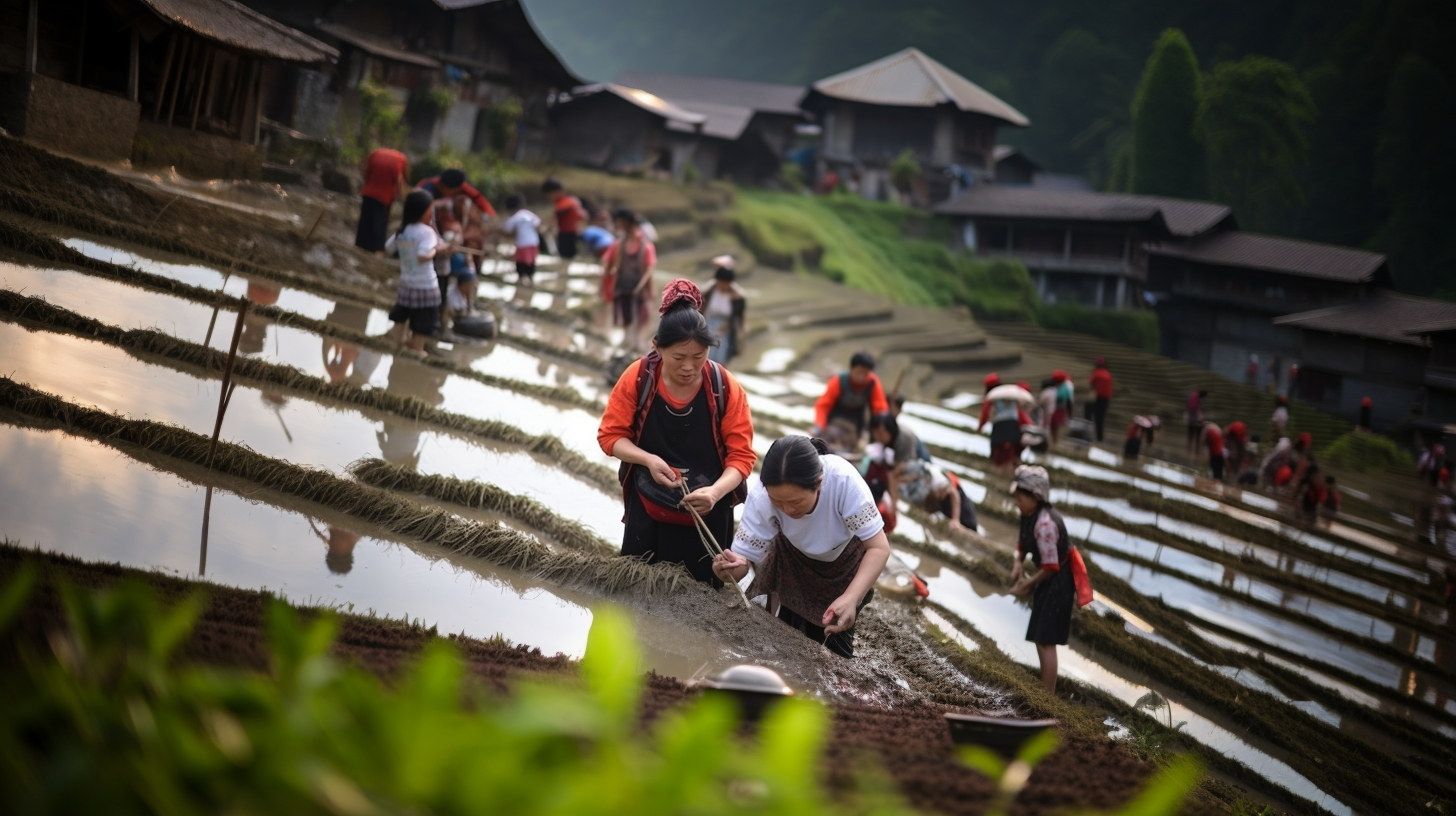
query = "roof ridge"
xmin=908 ymin=48 xmax=958 ymax=106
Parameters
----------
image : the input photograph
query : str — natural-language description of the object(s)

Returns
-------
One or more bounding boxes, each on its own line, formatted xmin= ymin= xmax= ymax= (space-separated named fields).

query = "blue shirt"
xmin=582 ymin=225 xmax=615 ymax=252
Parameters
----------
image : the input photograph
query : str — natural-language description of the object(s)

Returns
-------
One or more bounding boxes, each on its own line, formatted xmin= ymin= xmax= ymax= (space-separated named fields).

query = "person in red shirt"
xmin=1203 ymin=421 xmax=1226 ymax=481
xmin=1088 ymin=358 xmax=1113 ymax=442
xmin=542 ymin=178 xmax=587 ymax=270
xmin=813 ymin=351 xmax=890 ymax=449
xmin=1224 ymin=420 xmax=1248 ymax=480
xmin=356 ymin=148 xmax=409 ymax=254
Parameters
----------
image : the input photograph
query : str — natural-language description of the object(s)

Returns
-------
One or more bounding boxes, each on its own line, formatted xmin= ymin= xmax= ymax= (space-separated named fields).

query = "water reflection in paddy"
xmin=0 ymin=321 xmax=625 ymax=541
xmin=0 ymin=262 xmax=606 ymax=461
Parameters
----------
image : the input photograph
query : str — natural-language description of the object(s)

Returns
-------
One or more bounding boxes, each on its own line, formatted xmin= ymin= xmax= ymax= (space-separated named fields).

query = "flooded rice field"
xmin=0 ymin=420 xmax=728 ymax=678
xmin=3 ymin=221 xmax=1452 ymax=814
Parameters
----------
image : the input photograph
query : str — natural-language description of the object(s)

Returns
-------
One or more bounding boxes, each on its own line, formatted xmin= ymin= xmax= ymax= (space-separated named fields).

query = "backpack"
xmin=617 ymin=352 xmax=749 ymax=513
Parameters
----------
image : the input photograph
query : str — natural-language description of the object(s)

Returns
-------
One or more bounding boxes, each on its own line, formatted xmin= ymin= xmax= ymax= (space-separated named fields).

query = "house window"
xmin=978 ymin=223 xmax=1009 ymax=251
xmin=1070 ymin=231 xmax=1125 ymax=259
xmin=1431 ymin=338 xmax=1456 ymax=370
xmin=1012 ymin=227 xmax=1064 ymax=255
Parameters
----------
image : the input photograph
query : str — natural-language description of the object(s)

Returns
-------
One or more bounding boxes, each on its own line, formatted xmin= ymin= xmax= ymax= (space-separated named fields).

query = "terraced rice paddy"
xmin=1 ymin=212 xmax=1451 ymax=816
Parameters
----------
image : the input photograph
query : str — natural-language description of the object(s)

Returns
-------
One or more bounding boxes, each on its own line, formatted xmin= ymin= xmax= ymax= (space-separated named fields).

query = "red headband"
xmin=659 ymin=278 xmax=703 ymax=316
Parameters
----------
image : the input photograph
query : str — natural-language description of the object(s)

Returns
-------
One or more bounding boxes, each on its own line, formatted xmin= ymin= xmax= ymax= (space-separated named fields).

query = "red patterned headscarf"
xmin=659 ymin=278 xmax=703 ymax=315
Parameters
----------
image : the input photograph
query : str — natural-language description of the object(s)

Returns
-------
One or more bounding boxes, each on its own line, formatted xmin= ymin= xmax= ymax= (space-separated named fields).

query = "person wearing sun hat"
xmin=702 ymin=254 xmax=746 ymax=366
xmin=1007 ymin=465 xmax=1092 ymax=692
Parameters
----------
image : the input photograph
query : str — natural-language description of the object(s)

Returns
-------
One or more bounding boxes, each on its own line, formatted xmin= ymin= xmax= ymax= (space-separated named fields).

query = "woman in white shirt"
xmin=713 ymin=436 xmax=890 ymax=657
xmin=500 ymin=194 xmax=542 ymax=284
xmin=701 ymin=255 xmax=745 ymax=366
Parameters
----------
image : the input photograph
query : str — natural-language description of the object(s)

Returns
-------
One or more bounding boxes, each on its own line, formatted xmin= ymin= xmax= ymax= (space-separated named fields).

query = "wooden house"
xmin=802 ymin=47 xmax=1029 ymax=204
xmin=548 ymin=84 xmax=708 ymax=182
xmin=1148 ymin=232 xmax=1391 ymax=385
xmin=614 ymin=71 xmax=806 ymax=184
xmin=0 ymin=0 xmax=335 ymax=176
xmin=1272 ymin=293 xmax=1456 ymax=431
xmin=933 ymin=185 xmax=1234 ymax=310
xmin=239 ymin=0 xmax=579 ymax=160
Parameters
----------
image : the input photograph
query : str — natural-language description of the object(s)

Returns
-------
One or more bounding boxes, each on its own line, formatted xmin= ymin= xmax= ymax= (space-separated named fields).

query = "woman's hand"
xmin=712 ymin=550 xmax=750 ymax=583
xmin=1007 ymin=581 xmax=1033 ymax=597
xmin=946 ymin=518 xmax=964 ymax=532
xmin=681 ymin=485 xmax=720 ymax=515
xmin=822 ymin=592 xmax=861 ymax=635
xmin=1009 ymin=560 xmax=1024 ymax=586
xmin=644 ymin=455 xmax=680 ymax=487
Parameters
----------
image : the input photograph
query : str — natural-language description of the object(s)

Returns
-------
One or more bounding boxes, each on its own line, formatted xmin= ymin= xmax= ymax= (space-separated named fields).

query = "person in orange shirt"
xmin=1088 ymin=358 xmax=1113 ymax=442
xmin=542 ymin=177 xmax=587 ymax=271
xmin=597 ymin=279 xmax=756 ymax=585
xmin=812 ymin=351 xmax=890 ymax=449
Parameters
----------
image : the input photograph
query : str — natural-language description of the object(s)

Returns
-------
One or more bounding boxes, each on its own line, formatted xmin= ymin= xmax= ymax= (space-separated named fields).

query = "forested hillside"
xmin=524 ymin=0 xmax=1455 ymax=296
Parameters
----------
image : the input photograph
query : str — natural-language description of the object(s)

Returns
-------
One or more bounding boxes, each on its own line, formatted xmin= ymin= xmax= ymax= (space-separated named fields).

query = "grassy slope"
xmin=732 ymin=189 xmax=1158 ymax=351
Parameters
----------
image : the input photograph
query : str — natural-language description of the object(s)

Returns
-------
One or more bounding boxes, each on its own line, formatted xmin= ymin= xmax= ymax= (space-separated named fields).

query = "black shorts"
xmin=516 ymin=261 xmax=536 ymax=280
xmin=355 ymin=197 xmax=389 ymax=252
xmin=388 ymin=303 xmax=439 ymax=337
xmin=557 ymin=231 xmax=579 ymax=259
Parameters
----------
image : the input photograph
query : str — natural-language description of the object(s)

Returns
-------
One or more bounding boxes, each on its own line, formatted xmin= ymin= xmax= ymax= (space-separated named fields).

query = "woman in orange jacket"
xmin=597 ymin=280 xmax=757 ymax=584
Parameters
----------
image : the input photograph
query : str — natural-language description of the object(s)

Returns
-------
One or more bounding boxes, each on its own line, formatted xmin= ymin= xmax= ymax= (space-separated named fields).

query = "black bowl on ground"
xmin=453 ymin=313 xmax=496 ymax=339
xmin=943 ymin=713 xmax=1058 ymax=758
xmin=699 ymin=665 xmax=794 ymax=723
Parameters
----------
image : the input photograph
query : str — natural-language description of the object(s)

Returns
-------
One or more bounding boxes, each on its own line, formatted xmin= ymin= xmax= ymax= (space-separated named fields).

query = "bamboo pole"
xmin=74 ymin=0 xmax=87 ymax=86
xmin=128 ymin=29 xmax=139 ymax=102
xmin=199 ymin=298 xmax=249 ymax=576
xmin=24 ymin=0 xmax=37 ymax=74
xmin=152 ymin=29 xmax=176 ymax=120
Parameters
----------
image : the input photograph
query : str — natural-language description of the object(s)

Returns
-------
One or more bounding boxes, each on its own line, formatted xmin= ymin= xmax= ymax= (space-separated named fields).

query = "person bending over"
xmin=812 ymin=351 xmax=889 ymax=450
xmin=713 ymin=436 xmax=891 ymax=657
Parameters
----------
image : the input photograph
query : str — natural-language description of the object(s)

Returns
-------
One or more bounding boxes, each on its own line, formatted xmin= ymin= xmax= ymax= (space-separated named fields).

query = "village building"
xmin=933 ymin=185 xmax=1234 ymax=310
xmin=1271 ymin=293 xmax=1456 ymax=431
xmin=238 ymin=0 xmax=579 ymax=161
xmin=802 ymin=47 xmax=1029 ymax=204
xmin=0 ymin=0 xmax=335 ymax=177
xmin=548 ymin=83 xmax=708 ymax=182
xmin=1147 ymin=231 xmax=1392 ymax=385
xmin=614 ymin=71 xmax=807 ymax=184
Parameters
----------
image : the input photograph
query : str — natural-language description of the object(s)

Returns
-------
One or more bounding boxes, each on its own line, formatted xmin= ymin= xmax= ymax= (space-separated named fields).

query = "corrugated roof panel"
xmin=812 ymin=47 xmax=1028 ymax=126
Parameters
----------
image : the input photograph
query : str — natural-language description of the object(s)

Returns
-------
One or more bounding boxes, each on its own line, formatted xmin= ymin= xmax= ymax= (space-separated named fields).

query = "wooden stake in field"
xmin=199 ymin=298 xmax=248 ymax=575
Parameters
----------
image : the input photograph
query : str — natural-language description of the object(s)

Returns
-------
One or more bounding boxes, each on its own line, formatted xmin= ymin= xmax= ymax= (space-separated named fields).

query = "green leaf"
xmin=1094 ymin=756 xmax=1202 ymax=815
xmin=579 ymin=607 xmax=642 ymax=724
xmin=0 ymin=564 xmax=37 ymax=634
xmin=1015 ymin=730 xmax=1060 ymax=768
xmin=958 ymin=745 xmax=1007 ymax=780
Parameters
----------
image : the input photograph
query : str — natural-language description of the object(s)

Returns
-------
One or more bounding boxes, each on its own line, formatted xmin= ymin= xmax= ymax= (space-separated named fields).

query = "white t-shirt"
xmin=733 ymin=454 xmax=884 ymax=564
xmin=385 ymin=223 xmax=440 ymax=290
xmin=502 ymin=209 xmax=541 ymax=248
xmin=706 ymin=287 xmax=735 ymax=316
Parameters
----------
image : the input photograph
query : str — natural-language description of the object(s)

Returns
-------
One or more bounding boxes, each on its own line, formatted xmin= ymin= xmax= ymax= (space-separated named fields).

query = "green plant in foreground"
xmin=1123 ymin=691 xmax=1189 ymax=756
xmin=0 ymin=567 xmax=1203 ymax=815
xmin=0 ymin=569 xmax=911 ymax=816
xmin=960 ymin=728 xmax=1200 ymax=816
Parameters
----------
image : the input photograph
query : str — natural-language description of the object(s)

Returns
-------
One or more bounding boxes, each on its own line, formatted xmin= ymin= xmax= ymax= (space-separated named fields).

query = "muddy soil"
xmin=0 ymin=545 xmax=1210 ymax=816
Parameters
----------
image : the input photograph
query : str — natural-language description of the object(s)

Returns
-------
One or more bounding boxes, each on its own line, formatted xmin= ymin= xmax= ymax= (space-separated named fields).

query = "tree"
xmin=1128 ymin=29 xmax=1206 ymax=200
xmin=1372 ymin=55 xmax=1456 ymax=295
xmin=1199 ymin=56 xmax=1317 ymax=231
xmin=1029 ymin=29 xmax=1131 ymax=183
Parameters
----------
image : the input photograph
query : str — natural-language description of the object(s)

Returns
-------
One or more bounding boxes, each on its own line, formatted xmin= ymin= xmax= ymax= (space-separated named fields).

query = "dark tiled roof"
xmin=1275 ymin=291 xmax=1456 ymax=345
xmin=932 ymin=185 xmax=1233 ymax=237
xmin=143 ymin=0 xmax=337 ymax=62
xmin=1406 ymin=318 xmax=1456 ymax=336
xmin=615 ymin=72 xmax=806 ymax=115
xmin=1149 ymin=231 xmax=1387 ymax=283
xmin=560 ymin=84 xmax=706 ymax=127
xmin=811 ymin=48 xmax=1029 ymax=126
xmin=316 ymin=22 xmax=440 ymax=68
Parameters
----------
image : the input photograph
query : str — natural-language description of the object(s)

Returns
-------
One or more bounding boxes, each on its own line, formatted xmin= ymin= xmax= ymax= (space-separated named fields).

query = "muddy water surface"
xmin=910 ymin=549 xmax=1352 ymax=816
xmin=0 ymin=321 xmax=625 ymax=541
xmin=0 ymin=421 xmax=729 ymax=677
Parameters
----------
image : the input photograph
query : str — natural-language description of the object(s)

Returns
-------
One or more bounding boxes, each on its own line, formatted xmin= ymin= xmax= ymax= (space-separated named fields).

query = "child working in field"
xmin=500 ymin=194 xmax=542 ymax=284
xmin=385 ymin=191 xmax=448 ymax=359
xmin=1007 ymin=465 xmax=1092 ymax=692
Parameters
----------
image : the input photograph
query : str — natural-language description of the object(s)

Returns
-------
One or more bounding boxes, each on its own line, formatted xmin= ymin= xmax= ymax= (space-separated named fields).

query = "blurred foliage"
xmin=484 ymin=98 xmax=524 ymax=155
xmin=1128 ymin=29 xmax=1205 ymax=199
xmin=1199 ymin=56 xmax=1317 ymax=231
xmin=528 ymin=0 xmax=1455 ymax=295
xmin=0 ymin=571 xmax=919 ymax=816
xmin=412 ymin=148 xmax=523 ymax=201
xmin=1035 ymin=304 xmax=1160 ymax=353
xmin=889 ymin=150 xmax=921 ymax=195
xmin=339 ymin=80 xmax=408 ymax=168
xmin=779 ymin=162 xmax=806 ymax=193
xmin=1320 ymin=431 xmax=1415 ymax=474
